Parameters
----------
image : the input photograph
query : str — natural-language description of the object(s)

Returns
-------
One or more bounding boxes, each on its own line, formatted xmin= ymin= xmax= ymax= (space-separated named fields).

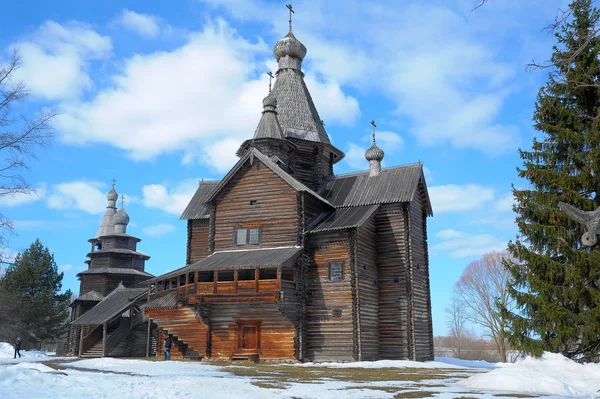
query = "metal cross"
xmin=286 ymin=4 xmax=294 ymax=32
xmin=370 ymin=120 xmax=377 ymax=143
xmin=111 ymin=178 xmax=117 ymax=187
xmin=267 ymin=71 xmax=274 ymax=93
xmin=120 ymin=194 xmax=126 ymax=207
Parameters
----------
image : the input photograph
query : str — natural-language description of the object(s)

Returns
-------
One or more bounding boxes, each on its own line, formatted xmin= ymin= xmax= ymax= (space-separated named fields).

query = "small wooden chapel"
xmin=142 ymin=9 xmax=435 ymax=362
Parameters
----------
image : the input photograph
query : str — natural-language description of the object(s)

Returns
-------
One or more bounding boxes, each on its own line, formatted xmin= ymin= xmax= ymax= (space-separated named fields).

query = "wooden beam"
xmin=102 ymin=323 xmax=107 ymax=357
xmin=78 ymin=326 xmax=84 ymax=358
xmin=254 ymin=267 xmax=259 ymax=293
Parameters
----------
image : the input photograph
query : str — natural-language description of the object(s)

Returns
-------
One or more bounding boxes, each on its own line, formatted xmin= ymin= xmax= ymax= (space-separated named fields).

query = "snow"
xmin=0 ymin=342 xmax=51 ymax=360
xmin=462 ymin=351 xmax=600 ymax=397
xmin=9 ymin=362 xmax=57 ymax=373
xmin=281 ymin=357 xmax=501 ymax=369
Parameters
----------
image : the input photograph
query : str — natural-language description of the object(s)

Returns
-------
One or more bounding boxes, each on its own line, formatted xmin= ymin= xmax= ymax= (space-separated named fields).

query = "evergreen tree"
xmin=0 ymin=238 xmax=71 ymax=342
xmin=506 ymin=0 xmax=600 ymax=360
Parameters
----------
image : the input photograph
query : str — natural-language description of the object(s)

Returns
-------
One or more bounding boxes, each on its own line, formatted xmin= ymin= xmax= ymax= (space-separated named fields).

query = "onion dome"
xmin=113 ymin=207 xmax=130 ymax=226
xmin=273 ymin=32 xmax=307 ymax=61
xmin=107 ymin=187 xmax=118 ymax=201
xmin=365 ymin=142 xmax=384 ymax=162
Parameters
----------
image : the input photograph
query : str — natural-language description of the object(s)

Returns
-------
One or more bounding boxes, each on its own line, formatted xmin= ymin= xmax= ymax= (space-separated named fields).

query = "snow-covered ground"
xmin=0 ymin=342 xmax=74 ymax=365
xmin=0 ymin=342 xmax=598 ymax=399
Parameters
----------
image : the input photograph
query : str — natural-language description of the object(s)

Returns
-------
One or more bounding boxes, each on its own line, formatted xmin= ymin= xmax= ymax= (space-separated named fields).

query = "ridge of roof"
xmin=205 ymin=147 xmax=333 ymax=207
xmin=333 ymin=162 xmax=423 ymax=178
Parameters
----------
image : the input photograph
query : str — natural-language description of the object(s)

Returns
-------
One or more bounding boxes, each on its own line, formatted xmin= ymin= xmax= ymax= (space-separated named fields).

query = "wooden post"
xmin=213 ymin=271 xmax=218 ymax=294
xmin=254 ymin=267 xmax=259 ymax=293
xmin=234 ymin=270 xmax=238 ymax=294
xmin=102 ymin=323 xmax=107 ymax=357
xmin=78 ymin=326 xmax=84 ymax=357
xmin=146 ymin=288 xmax=151 ymax=358
xmin=277 ymin=268 xmax=281 ymax=291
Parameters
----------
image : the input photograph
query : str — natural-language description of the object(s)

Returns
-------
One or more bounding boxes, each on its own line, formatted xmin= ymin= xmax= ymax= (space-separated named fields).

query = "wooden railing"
xmin=104 ymin=319 xmax=131 ymax=355
xmin=81 ymin=324 xmax=103 ymax=355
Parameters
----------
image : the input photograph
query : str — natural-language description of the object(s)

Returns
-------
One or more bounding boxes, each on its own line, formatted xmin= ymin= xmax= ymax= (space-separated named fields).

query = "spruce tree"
xmin=1 ymin=238 xmax=72 ymax=343
xmin=506 ymin=0 xmax=600 ymax=360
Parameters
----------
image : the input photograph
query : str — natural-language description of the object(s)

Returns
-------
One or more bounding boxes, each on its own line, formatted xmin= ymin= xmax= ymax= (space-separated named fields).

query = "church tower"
xmin=76 ymin=184 xmax=152 ymax=298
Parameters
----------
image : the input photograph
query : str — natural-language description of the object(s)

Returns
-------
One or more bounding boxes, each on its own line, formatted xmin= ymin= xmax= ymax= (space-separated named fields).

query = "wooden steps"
xmin=148 ymin=306 xmax=208 ymax=358
xmin=82 ymin=341 xmax=103 ymax=358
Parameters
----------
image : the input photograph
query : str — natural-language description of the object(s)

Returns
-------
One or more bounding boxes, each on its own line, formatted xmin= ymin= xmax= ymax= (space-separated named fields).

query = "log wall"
xmin=356 ymin=216 xmax=380 ymax=360
xmin=80 ymin=274 xmax=138 ymax=297
xmin=213 ymin=161 xmax=299 ymax=250
xmin=409 ymin=184 xmax=434 ymax=361
xmin=187 ymin=219 xmax=211 ymax=265
xmin=376 ymin=204 xmax=409 ymax=360
xmin=305 ymin=231 xmax=354 ymax=361
xmin=209 ymin=303 xmax=296 ymax=360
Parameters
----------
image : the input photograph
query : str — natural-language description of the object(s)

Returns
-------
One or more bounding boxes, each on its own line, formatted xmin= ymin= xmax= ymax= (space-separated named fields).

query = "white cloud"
xmin=429 ymin=184 xmax=495 ymax=213
xmin=142 ymin=179 xmax=201 ymax=215
xmin=431 ymin=230 xmax=507 ymax=259
xmin=344 ymin=142 xmax=367 ymax=170
xmin=116 ymin=9 xmax=161 ymax=38
xmin=495 ymin=192 xmax=515 ymax=213
xmin=59 ymin=264 xmax=73 ymax=272
xmin=305 ymin=74 xmax=360 ymax=126
xmin=199 ymin=137 xmax=243 ymax=173
xmin=10 ymin=21 xmax=112 ymax=100
xmin=0 ymin=185 xmax=47 ymax=207
xmin=142 ymin=223 xmax=177 ymax=237
xmin=375 ymin=131 xmax=403 ymax=152
xmin=46 ymin=181 xmax=107 ymax=214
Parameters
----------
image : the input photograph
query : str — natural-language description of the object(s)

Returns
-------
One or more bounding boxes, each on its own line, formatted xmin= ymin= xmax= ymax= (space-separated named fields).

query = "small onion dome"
xmin=273 ymin=32 xmax=307 ymax=61
xmin=263 ymin=95 xmax=277 ymax=112
xmin=107 ymin=187 xmax=118 ymax=201
xmin=113 ymin=207 xmax=130 ymax=226
xmin=365 ymin=143 xmax=384 ymax=162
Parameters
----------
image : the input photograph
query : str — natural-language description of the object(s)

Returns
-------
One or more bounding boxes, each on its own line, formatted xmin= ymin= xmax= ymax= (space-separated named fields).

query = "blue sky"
xmin=0 ymin=0 xmax=567 ymax=336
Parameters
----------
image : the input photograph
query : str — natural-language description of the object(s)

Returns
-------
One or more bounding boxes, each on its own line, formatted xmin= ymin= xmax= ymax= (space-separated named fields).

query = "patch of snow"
xmin=434 ymin=356 xmax=504 ymax=369
xmin=9 ymin=362 xmax=56 ymax=373
xmin=462 ymin=351 xmax=600 ymax=397
xmin=283 ymin=358 xmax=478 ymax=369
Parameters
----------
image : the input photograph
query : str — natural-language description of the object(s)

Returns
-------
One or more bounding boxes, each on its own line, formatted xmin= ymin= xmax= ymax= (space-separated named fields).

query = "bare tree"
xmin=453 ymin=251 xmax=515 ymax=362
xmin=445 ymin=292 xmax=468 ymax=358
xmin=0 ymin=50 xmax=56 ymax=263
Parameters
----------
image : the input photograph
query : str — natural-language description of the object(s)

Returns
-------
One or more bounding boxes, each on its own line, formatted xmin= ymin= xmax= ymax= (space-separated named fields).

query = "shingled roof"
xmin=271 ymin=68 xmax=329 ymax=145
xmin=76 ymin=267 xmax=154 ymax=278
xmin=318 ymin=163 xmax=433 ymax=216
xmin=309 ymin=205 xmax=380 ymax=233
xmin=145 ymin=246 xmax=302 ymax=283
xmin=180 ymin=180 xmax=219 ymax=220
xmin=71 ymin=284 xmax=148 ymax=325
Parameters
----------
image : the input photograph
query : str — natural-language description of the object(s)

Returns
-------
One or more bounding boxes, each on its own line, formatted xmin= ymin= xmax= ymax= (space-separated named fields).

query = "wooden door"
xmin=241 ymin=326 xmax=257 ymax=350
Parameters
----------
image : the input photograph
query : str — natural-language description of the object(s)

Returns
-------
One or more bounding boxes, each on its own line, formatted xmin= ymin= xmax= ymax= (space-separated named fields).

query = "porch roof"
xmin=145 ymin=246 xmax=303 ymax=283
xmin=71 ymin=285 xmax=148 ymax=325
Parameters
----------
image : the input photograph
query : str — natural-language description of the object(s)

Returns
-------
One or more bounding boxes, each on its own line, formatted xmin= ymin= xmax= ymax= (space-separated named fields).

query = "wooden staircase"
xmin=81 ymin=341 xmax=103 ymax=358
xmin=147 ymin=305 xmax=209 ymax=358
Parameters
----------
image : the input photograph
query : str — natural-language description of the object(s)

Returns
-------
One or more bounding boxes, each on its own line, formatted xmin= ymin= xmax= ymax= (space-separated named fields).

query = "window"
xmin=238 ymin=269 xmax=255 ymax=281
xmin=250 ymin=200 xmax=258 ymax=206
xmin=329 ymin=262 xmax=344 ymax=281
xmin=218 ymin=270 xmax=235 ymax=282
xmin=235 ymin=227 xmax=261 ymax=245
xmin=259 ymin=268 xmax=277 ymax=280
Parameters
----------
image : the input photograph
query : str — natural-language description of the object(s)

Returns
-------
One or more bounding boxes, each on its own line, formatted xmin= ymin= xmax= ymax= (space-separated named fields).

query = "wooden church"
xmin=143 ymin=17 xmax=435 ymax=362
xmin=67 ymin=187 xmax=154 ymax=358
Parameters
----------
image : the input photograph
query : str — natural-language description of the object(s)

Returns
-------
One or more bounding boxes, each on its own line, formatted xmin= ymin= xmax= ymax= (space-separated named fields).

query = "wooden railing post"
xmin=234 ymin=270 xmax=239 ymax=294
xmin=255 ymin=267 xmax=259 ymax=293
xmin=102 ymin=323 xmax=107 ymax=357
xmin=213 ymin=271 xmax=218 ymax=294
xmin=78 ymin=326 xmax=84 ymax=357
xmin=277 ymin=268 xmax=281 ymax=291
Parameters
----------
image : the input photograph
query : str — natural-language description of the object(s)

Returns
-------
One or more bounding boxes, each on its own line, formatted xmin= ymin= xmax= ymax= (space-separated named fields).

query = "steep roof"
xmin=87 ymin=248 xmax=150 ymax=259
xmin=180 ymin=180 xmax=219 ymax=220
xmin=141 ymin=293 xmax=178 ymax=310
xmin=205 ymin=147 xmax=333 ymax=207
xmin=309 ymin=205 xmax=380 ymax=233
xmin=318 ymin=163 xmax=433 ymax=216
xmin=271 ymin=68 xmax=330 ymax=144
xmin=71 ymin=285 xmax=148 ymax=325
xmin=71 ymin=290 xmax=104 ymax=305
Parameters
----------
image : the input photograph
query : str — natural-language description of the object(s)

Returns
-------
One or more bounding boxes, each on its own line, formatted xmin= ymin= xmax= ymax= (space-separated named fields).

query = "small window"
xmin=198 ymin=271 xmax=214 ymax=283
xmin=188 ymin=272 xmax=195 ymax=284
xmin=250 ymin=200 xmax=258 ymax=206
xmin=329 ymin=262 xmax=344 ymax=282
xmin=332 ymin=308 xmax=343 ymax=318
xmin=235 ymin=227 xmax=261 ymax=245
xmin=259 ymin=268 xmax=277 ymax=280
xmin=236 ymin=229 xmax=247 ymax=245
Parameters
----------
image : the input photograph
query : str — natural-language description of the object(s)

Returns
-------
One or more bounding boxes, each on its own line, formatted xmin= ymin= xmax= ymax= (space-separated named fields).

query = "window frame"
xmin=234 ymin=227 xmax=261 ymax=246
xmin=328 ymin=262 xmax=344 ymax=282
